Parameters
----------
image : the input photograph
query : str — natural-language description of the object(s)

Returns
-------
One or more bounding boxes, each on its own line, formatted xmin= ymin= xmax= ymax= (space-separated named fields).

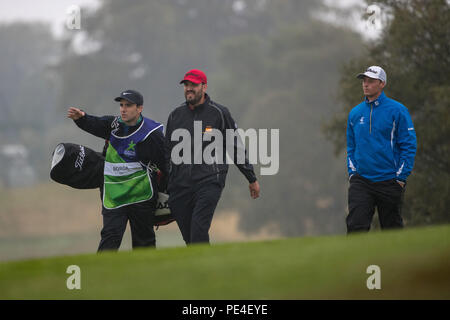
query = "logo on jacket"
xmin=170 ymin=120 xmax=280 ymax=176
xmin=359 ymin=116 xmax=365 ymax=124
xmin=124 ymin=140 xmax=136 ymax=157
xmin=111 ymin=117 xmax=120 ymax=130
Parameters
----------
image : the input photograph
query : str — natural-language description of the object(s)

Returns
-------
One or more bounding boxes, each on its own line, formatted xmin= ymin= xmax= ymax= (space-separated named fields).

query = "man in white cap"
xmin=346 ymin=66 xmax=417 ymax=233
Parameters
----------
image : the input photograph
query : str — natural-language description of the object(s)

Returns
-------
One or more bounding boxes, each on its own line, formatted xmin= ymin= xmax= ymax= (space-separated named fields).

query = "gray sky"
xmin=0 ymin=0 xmax=380 ymax=39
xmin=0 ymin=0 xmax=100 ymax=36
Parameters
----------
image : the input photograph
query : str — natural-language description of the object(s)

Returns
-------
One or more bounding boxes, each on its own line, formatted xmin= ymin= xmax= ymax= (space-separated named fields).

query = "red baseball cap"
xmin=180 ymin=69 xmax=207 ymax=85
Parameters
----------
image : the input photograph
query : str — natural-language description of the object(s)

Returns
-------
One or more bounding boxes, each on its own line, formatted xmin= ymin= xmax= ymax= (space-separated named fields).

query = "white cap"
xmin=357 ymin=66 xmax=387 ymax=83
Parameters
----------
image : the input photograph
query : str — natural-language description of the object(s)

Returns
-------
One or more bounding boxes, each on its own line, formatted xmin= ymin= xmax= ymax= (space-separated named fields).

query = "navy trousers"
xmin=98 ymin=200 xmax=156 ymax=252
xmin=168 ymin=176 xmax=225 ymax=244
xmin=347 ymin=173 xmax=405 ymax=233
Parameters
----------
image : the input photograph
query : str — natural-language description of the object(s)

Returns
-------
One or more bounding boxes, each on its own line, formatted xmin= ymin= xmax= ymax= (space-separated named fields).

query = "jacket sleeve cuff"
xmin=74 ymin=112 xmax=87 ymax=124
xmin=248 ymin=176 xmax=257 ymax=184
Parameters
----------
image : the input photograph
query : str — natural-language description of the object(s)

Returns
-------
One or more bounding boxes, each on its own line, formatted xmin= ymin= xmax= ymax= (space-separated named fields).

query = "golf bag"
xmin=50 ymin=142 xmax=174 ymax=226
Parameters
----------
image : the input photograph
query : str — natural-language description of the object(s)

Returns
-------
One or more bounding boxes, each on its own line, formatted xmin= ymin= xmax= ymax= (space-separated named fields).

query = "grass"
xmin=0 ymin=224 xmax=449 ymax=299
xmin=0 ymin=227 xmax=186 ymax=262
xmin=0 ymin=183 xmax=185 ymax=261
xmin=0 ymin=182 xmax=274 ymax=262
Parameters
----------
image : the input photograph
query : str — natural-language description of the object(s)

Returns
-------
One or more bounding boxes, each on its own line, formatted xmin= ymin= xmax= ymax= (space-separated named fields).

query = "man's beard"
xmin=185 ymin=90 xmax=203 ymax=106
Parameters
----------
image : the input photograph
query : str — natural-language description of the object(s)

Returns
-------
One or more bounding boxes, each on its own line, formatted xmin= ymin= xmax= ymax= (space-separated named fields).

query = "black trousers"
xmin=98 ymin=200 xmax=156 ymax=252
xmin=168 ymin=176 xmax=225 ymax=245
xmin=347 ymin=174 xmax=405 ymax=233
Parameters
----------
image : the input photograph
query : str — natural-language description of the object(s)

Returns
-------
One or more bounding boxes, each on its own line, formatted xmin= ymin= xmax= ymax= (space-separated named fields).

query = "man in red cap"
xmin=165 ymin=69 xmax=260 ymax=244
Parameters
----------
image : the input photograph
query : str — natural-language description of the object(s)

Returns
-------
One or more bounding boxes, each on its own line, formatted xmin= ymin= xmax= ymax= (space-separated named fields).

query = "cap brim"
xmin=180 ymin=77 xmax=203 ymax=85
xmin=357 ymin=72 xmax=380 ymax=80
xmin=356 ymin=73 xmax=365 ymax=79
xmin=114 ymin=96 xmax=137 ymax=104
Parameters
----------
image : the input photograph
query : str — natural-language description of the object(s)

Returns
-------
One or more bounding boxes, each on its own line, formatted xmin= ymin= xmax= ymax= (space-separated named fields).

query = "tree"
xmin=55 ymin=0 xmax=365 ymax=237
xmin=0 ymin=23 xmax=60 ymax=179
xmin=324 ymin=0 xmax=450 ymax=225
xmin=215 ymin=20 xmax=362 ymax=236
xmin=57 ymin=0 xmax=319 ymax=122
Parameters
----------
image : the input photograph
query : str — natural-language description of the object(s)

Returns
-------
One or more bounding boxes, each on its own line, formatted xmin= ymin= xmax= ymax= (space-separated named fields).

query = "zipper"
xmin=370 ymin=104 xmax=373 ymax=134
xmin=213 ymin=156 xmax=220 ymax=181
xmin=190 ymin=110 xmax=197 ymax=178
xmin=391 ymin=120 xmax=397 ymax=167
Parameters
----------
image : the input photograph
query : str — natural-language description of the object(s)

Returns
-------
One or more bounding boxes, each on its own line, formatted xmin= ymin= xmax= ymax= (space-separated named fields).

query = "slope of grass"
xmin=0 ymin=224 xmax=449 ymax=299
xmin=0 ymin=183 xmax=275 ymax=261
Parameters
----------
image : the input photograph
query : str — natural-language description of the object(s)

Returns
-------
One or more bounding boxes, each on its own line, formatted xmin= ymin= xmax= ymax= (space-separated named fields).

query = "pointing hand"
xmin=67 ymin=107 xmax=85 ymax=120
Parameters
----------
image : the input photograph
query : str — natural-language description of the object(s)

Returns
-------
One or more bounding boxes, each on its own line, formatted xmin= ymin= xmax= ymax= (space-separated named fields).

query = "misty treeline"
xmin=0 ymin=0 xmax=447 ymax=237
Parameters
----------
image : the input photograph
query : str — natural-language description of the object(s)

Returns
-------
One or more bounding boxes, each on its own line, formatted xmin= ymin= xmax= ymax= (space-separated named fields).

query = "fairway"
xmin=0 ymin=224 xmax=449 ymax=299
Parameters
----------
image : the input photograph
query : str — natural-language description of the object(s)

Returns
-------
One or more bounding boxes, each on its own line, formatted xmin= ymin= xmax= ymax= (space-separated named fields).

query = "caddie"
xmin=67 ymin=89 xmax=167 ymax=251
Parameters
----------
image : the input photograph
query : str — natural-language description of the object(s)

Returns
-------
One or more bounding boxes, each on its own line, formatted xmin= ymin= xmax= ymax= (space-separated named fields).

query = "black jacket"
xmin=74 ymin=113 xmax=168 ymax=193
xmin=165 ymin=94 xmax=257 ymax=189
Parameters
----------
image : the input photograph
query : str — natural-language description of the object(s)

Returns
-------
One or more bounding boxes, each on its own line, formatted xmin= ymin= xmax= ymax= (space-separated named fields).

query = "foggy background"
xmin=0 ymin=0 xmax=386 ymax=260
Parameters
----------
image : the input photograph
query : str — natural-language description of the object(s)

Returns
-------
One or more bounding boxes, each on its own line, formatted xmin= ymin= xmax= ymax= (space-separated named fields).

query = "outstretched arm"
xmin=67 ymin=107 xmax=115 ymax=140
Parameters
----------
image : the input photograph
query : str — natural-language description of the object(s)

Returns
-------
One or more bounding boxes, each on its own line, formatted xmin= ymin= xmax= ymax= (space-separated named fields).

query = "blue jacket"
xmin=347 ymin=91 xmax=417 ymax=182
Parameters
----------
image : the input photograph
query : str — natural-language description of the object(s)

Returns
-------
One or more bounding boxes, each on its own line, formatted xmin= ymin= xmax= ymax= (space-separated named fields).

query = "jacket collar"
xmin=365 ymin=91 xmax=386 ymax=106
xmin=118 ymin=114 xmax=142 ymax=126
xmin=117 ymin=114 xmax=143 ymax=135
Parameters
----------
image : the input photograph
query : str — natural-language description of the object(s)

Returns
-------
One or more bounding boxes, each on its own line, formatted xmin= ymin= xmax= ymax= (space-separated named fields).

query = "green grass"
xmin=0 ymin=224 xmax=449 ymax=299
xmin=0 ymin=228 xmax=185 ymax=262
